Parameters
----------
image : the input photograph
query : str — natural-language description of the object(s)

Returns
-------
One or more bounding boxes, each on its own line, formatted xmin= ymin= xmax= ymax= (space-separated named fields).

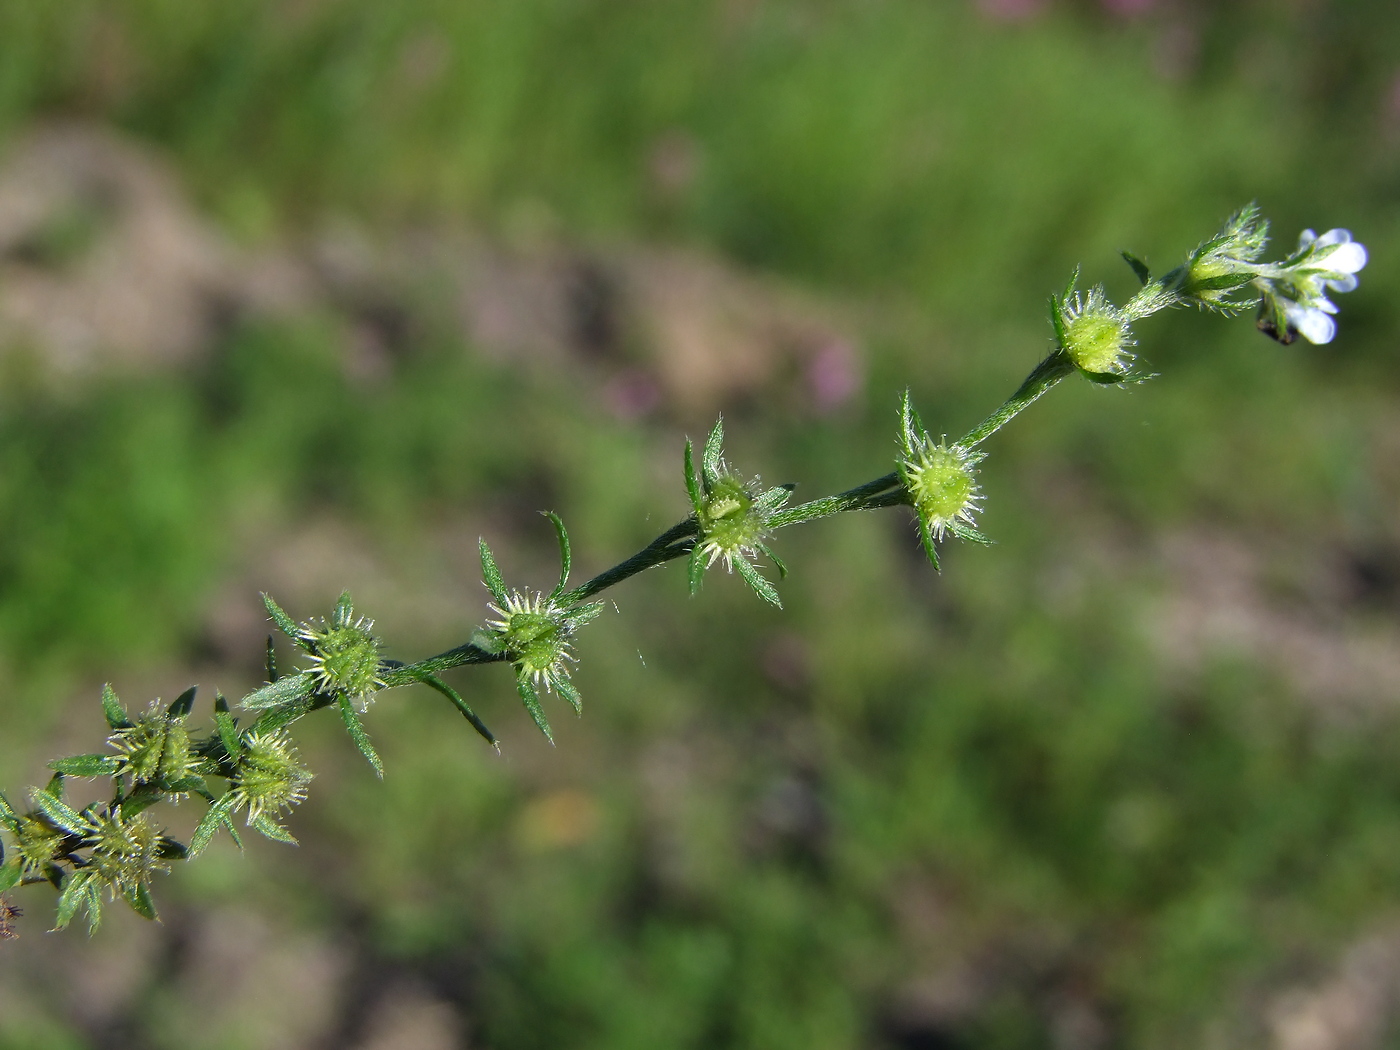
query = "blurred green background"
xmin=1 ymin=1 xmax=1400 ymax=1047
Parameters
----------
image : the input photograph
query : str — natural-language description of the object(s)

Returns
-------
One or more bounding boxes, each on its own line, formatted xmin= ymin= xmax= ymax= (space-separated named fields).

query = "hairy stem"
xmin=959 ymin=349 xmax=1075 ymax=448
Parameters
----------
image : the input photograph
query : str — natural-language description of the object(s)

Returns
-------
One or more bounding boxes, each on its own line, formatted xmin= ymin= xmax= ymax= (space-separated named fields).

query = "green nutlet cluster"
xmin=109 ymin=702 xmax=197 ymax=786
xmin=83 ymin=812 xmax=170 ymax=901
xmin=897 ymin=391 xmax=990 ymax=570
xmin=1051 ymin=276 xmax=1138 ymax=381
xmin=684 ymin=418 xmax=792 ymax=608
xmin=230 ymin=730 xmax=312 ymax=825
xmin=298 ymin=597 xmax=386 ymax=709
xmin=479 ymin=513 xmax=603 ymax=743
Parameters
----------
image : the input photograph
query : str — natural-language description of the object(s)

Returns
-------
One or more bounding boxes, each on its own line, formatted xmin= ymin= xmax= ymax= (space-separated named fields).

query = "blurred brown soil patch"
xmin=0 ymin=121 xmax=862 ymax=417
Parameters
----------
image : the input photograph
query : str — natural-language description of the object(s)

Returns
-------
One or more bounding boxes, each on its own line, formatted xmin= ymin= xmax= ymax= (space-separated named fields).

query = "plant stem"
xmin=561 ymin=518 xmax=701 ymax=603
xmin=958 ymin=349 xmax=1074 ymax=448
xmin=766 ymin=472 xmax=905 ymax=528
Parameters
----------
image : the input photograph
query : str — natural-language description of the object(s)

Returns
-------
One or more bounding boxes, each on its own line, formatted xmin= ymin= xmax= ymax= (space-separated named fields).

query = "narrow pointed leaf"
xmin=167 ymin=686 xmax=197 ymax=719
xmin=123 ymin=882 xmax=158 ymax=922
xmin=0 ymin=792 xmax=16 ymax=834
xmin=249 ymin=693 xmax=318 ymax=736
xmin=335 ymin=590 xmax=354 ymax=624
xmin=214 ymin=693 xmax=241 ymax=762
xmin=337 ymin=694 xmax=384 ymax=778
xmin=735 ymin=558 xmax=782 ymax=608
xmin=556 ymin=677 xmax=583 ymax=715
xmin=157 ymin=837 xmax=189 ymax=860
xmin=754 ymin=486 xmax=793 ymax=513
xmin=479 ymin=539 xmax=509 ymax=605
xmin=688 ymin=545 xmax=706 ymax=596
xmin=544 ymin=511 xmax=572 ymax=598
xmin=757 ymin=542 xmax=788 ymax=579
xmin=117 ymin=785 xmax=165 ymax=817
xmin=918 ymin=516 xmax=941 ymax=572
xmin=219 ymin=813 xmax=244 ymax=851
xmin=683 ymin=439 xmax=703 ymax=514
xmin=899 ymin=390 xmax=919 ymax=453
xmin=241 ymin=671 xmax=314 ymax=710
xmin=250 ymin=813 xmax=298 ymax=845
xmin=48 ymin=755 xmax=121 ymax=778
xmin=1049 ymin=294 xmax=1069 ymax=350
xmin=83 ymin=881 xmax=103 ymax=935
xmin=262 ymin=593 xmax=304 ymax=648
xmin=54 ymin=872 xmax=91 ymax=931
xmin=949 ymin=522 xmax=994 ymax=546
xmin=265 ymin=637 xmax=279 ymax=683
xmin=516 ymin=677 xmax=554 ymax=745
xmin=418 ymin=674 xmax=497 ymax=749
xmin=190 ymin=795 xmax=237 ymax=856
xmin=701 ymin=417 xmax=725 ymax=491
xmin=101 ymin=684 xmax=130 ymax=729
xmin=1121 ymin=251 xmax=1152 ymax=286
xmin=1062 ymin=265 xmax=1080 ymax=301
xmin=0 ymin=860 xmax=21 ymax=892
xmin=163 ymin=776 xmax=210 ymax=797
xmin=30 ymin=787 xmax=88 ymax=836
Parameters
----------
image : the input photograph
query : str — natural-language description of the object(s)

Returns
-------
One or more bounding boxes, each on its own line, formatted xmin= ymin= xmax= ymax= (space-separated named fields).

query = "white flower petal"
xmin=1325 ymin=273 xmax=1359 ymax=294
xmin=1286 ymin=303 xmax=1337 ymax=344
xmin=1316 ymin=228 xmax=1352 ymax=247
xmin=1298 ymin=229 xmax=1318 ymax=250
xmin=1323 ymin=241 xmax=1367 ymax=274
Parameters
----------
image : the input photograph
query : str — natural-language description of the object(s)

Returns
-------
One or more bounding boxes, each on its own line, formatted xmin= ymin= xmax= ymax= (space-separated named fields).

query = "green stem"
xmin=381 ymin=644 xmax=508 ymax=686
xmin=766 ymin=472 xmax=904 ymax=528
xmin=958 ymin=349 xmax=1074 ymax=448
xmin=561 ymin=519 xmax=701 ymax=604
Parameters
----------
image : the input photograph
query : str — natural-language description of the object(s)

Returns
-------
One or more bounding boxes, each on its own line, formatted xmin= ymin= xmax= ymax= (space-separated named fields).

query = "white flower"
xmin=1265 ymin=228 xmax=1369 ymax=345
xmin=1298 ymin=228 xmax=1368 ymax=293
xmin=1283 ymin=300 xmax=1336 ymax=345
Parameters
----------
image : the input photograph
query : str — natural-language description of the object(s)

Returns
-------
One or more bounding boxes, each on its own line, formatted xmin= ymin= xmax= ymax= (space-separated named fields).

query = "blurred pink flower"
xmin=807 ymin=338 xmax=862 ymax=413
xmin=603 ymin=369 xmax=663 ymax=421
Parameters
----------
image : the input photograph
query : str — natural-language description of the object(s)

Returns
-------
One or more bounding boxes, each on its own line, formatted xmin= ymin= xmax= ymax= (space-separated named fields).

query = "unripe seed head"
xmin=232 ymin=731 xmax=312 ymax=823
xmin=109 ymin=705 xmax=198 ymax=785
xmin=698 ymin=475 xmax=766 ymax=568
xmin=901 ymin=442 xmax=983 ymax=539
xmin=299 ymin=604 xmax=385 ymax=707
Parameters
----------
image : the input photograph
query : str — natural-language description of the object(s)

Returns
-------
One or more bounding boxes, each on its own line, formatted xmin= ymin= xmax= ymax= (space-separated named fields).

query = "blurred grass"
xmin=2 ymin=1 xmax=1400 ymax=1048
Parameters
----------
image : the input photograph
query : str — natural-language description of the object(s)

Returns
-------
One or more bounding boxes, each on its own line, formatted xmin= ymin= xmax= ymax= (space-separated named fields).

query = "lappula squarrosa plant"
xmin=0 ymin=204 xmax=1368 ymax=936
